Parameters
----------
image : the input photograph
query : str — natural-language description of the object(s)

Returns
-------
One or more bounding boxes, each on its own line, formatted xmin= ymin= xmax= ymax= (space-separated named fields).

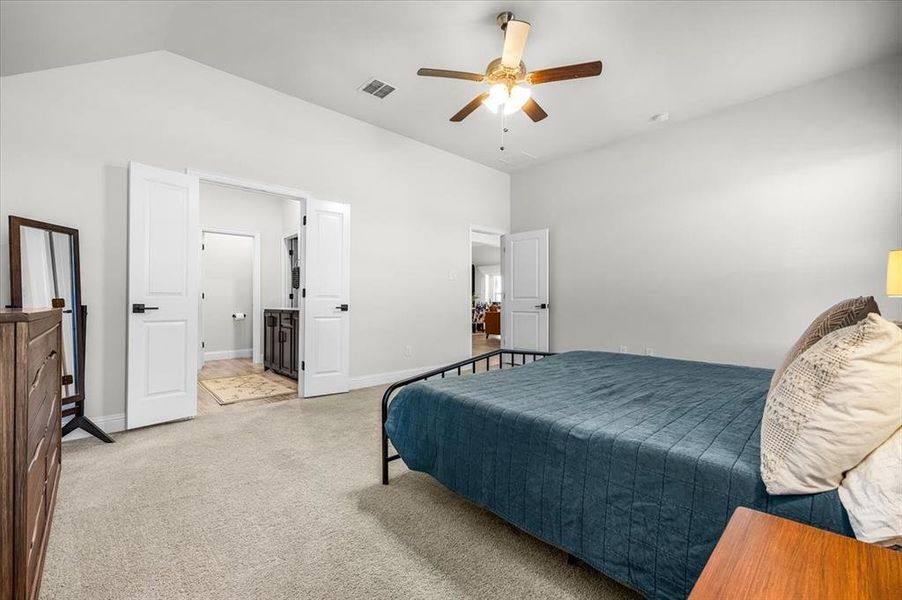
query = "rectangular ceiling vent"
xmin=359 ymin=78 xmax=396 ymax=99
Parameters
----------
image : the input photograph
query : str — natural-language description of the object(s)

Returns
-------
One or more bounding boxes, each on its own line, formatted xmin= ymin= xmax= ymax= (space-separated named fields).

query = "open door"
xmin=502 ymin=229 xmax=549 ymax=352
xmin=126 ymin=162 xmax=200 ymax=428
xmin=303 ymin=197 xmax=350 ymax=397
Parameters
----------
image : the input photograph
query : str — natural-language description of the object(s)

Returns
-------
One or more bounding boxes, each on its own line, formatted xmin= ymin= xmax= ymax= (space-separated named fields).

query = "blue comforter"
xmin=385 ymin=351 xmax=852 ymax=599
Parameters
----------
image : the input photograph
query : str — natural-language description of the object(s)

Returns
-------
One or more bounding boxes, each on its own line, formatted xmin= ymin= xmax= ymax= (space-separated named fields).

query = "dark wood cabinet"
xmin=1 ymin=308 xmax=62 ymax=600
xmin=263 ymin=309 xmax=299 ymax=380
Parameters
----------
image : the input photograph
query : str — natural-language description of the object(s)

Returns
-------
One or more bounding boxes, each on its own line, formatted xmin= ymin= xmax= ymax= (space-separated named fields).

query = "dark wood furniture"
xmin=484 ymin=310 xmax=500 ymax=338
xmin=689 ymin=507 xmax=902 ymax=599
xmin=1 ymin=308 xmax=63 ymax=600
xmin=263 ymin=309 xmax=299 ymax=380
xmin=7 ymin=216 xmax=112 ymax=443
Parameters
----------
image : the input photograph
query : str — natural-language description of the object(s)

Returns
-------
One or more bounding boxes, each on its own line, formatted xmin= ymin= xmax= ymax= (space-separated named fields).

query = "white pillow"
xmin=761 ymin=313 xmax=902 ymax=495
xmin=838 ymin=428 xmax=902 ymax=546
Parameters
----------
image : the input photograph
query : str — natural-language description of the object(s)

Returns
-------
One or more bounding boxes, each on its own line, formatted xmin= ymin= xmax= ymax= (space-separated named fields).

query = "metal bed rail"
xmin=381 ymin=348 xmax=556 ymax=484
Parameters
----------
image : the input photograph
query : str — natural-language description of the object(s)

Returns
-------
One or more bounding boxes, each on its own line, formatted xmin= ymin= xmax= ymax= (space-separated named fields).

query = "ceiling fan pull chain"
xmin=500 ymin=111 xmax=506 ymax=151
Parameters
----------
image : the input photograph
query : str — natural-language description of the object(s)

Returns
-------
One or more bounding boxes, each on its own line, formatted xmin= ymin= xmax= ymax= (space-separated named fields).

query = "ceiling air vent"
xmin=359 ymin=78 xmax=396 ymax=99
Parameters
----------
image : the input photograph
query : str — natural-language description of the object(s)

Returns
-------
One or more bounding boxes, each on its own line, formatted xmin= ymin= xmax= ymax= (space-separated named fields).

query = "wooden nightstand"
xmin=689 ymin=507 xmax=902 ymax=599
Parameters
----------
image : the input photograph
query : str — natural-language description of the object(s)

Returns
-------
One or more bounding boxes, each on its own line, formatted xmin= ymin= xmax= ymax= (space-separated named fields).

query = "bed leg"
xmin=381 ymin=432 xmax=390 ymax=485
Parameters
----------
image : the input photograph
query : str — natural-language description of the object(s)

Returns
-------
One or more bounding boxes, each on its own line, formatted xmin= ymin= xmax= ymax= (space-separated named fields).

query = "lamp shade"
xmin=888 ymin=250 xmax=902 ymax=297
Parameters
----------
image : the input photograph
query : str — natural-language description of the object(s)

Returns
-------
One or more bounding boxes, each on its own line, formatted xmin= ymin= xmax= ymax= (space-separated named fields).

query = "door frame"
xmin=199 ymin=228 xmax=262 ymax=366
xmin=469 ymin=225 xmax=507 ymax=356
xmin=187 ymin=169 xmax=307 ymax=396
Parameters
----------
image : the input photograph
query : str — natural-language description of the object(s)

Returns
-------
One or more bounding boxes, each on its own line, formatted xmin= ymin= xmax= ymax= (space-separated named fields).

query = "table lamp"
xmin=888 ymin=250 xmax=902 ymax=297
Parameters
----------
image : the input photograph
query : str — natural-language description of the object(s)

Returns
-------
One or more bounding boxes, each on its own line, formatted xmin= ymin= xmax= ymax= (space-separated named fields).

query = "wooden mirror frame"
xmin=8 ymin=216 xmax=86 ymax=407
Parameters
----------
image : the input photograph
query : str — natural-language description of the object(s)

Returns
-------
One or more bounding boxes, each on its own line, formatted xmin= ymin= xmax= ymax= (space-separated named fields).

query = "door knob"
xmin=335 ymin=304 xmax=349 ymax=312
xmin=132 ymin=303 xmax=160 ymax=313
xmin=534 ymin=303 xmax=548 ymax=309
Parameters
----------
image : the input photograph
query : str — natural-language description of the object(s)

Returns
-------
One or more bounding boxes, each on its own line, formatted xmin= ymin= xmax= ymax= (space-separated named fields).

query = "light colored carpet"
xmin=41 ymin=386 xmax=640 ymax=600
xmin=199 ymin=373 xmax=297 ymax=405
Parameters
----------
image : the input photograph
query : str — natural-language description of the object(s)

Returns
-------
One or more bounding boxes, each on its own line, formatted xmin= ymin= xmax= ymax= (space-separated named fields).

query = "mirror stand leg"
xmin=62 ymin=415 xmax=115 ymax=443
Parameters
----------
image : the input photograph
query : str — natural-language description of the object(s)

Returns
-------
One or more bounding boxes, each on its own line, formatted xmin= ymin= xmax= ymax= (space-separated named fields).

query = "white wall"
xmin=201 ymin=182 xmax=297 ymax=304
xmin=511 ymin=55 xmax=902 ymax=368
xmin=202 ymin=231 xmax=254 ymax=358
xmin=0 ymin=51 xmax=509 ymax=421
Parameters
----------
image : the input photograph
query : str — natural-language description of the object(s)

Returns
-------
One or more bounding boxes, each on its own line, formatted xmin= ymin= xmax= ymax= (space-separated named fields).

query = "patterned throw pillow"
xmin=760 ymin=313 xmax=902 ymax=495
xmin=770 ymin=296 xmax=880 ymax=390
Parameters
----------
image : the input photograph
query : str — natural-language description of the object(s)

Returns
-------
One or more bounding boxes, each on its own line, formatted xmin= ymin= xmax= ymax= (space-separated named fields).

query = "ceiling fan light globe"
xmin=483 ymin=83 xmax=508 ymax=113
xmin=507 ymin=84 xmax=531 ymax=112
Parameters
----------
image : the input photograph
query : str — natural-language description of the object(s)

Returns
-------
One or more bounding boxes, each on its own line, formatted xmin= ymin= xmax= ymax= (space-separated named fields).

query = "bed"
xmin=382 ymin=350 xmax=853 ymax=599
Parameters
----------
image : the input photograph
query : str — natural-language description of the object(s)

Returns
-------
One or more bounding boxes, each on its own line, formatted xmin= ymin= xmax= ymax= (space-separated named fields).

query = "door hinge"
xmin=289 ymin=293 xmax=294 ymax=300
xmin=302 ymin=288 xmax=306 ymax=298
xmin=202 ymin=292 xmax=205 ymax=299
xmin=202 ymin=341 xmax=205 ymax=348
xmin=303 ymin=215 xmax=307 ymax=226
xmin=289 ymin=249 xmax=293 ymax=256
xmin=301 ymin=361 xmax=305 ymax=371
xmin=202 ymin=243 xmax=205 ymax=250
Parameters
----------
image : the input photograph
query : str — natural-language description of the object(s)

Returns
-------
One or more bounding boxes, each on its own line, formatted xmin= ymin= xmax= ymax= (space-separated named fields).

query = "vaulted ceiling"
xmin=2 ymin=1 xmax=900 ymax=172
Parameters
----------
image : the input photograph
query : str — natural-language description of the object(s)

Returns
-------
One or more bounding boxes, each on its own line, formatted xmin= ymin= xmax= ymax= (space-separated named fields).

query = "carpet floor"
xmin=40 ymin=386 xmax=639 ymax=600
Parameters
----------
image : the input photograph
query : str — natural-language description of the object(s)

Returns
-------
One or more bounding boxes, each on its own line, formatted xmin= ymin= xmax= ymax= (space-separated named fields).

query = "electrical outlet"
xmin=404 ymin=345 xmax=412 ymax=358
xmin=645 ymin=347 xmax=655 ymax=356
xmin=619 ymin=345 xmax=628 ymax=354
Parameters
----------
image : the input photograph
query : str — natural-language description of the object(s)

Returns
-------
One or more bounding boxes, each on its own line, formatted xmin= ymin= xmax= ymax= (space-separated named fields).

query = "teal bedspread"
xmin=384 ymin=351 xmax=852 ymax=599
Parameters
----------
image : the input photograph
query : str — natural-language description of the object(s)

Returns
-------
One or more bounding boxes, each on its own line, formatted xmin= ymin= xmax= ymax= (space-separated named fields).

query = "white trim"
xmin=187 ymin=169 xmax=311 ymax=201
xmin=62 ymin=413 xmax=126 ymax=442
xmin=200 ymin=228 xmax=263 ymax=364
xmin=469 ymin=225 xmax=507 ymax=356
xmin=349 ymin=364 xmax=446 ymax=390
xmin=204 ymin=348 xmax=252 ymax=361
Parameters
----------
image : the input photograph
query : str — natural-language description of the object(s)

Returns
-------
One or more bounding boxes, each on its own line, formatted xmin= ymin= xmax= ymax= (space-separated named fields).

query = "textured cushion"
xmin=761 ymin=313 xmax=902 ymax=495
xmin=838 ymin=428 xmax=902 ymax=546
xmin=771 ymin=296 xmax=880 ymax=389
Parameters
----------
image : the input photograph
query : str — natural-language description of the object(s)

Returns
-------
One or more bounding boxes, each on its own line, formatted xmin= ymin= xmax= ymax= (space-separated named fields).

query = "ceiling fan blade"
xmin=501 ymin=20 xmax=530 ymax=68
xmin=450 ymin=92 xmax=490 ymax=122
xmin=527 ymin=61 xmax=603 ymax=85
xmin=521 ymin=98 xmax=548 ymax=122
xmin=417 ymin=68 xmax=485 ymax=82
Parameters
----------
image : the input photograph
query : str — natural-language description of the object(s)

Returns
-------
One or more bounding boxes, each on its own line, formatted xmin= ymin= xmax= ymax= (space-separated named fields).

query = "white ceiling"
xmin=2 ymin=1 xmax=901 ymax=172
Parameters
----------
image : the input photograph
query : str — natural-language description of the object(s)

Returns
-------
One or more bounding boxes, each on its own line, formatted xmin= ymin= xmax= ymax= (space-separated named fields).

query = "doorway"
xmin=200 ymin=230 xmax=256 ymax=363
xmin=196 ymin=183 xmax=300 ymax=413
xmin=470 ymin=227 xmax=504 ymax=357
xmin=126 ymin=162 xmax=352 ymax=430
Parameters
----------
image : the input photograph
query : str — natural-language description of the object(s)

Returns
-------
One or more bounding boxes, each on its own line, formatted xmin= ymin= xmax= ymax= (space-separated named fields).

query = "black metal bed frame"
xmin=381 ymin=348 xmax=556 ymax=485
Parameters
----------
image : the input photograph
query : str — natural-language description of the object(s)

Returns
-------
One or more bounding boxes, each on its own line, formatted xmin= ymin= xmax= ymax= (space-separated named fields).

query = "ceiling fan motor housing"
xmin=485 ymin=57 xmax=526 ymax=88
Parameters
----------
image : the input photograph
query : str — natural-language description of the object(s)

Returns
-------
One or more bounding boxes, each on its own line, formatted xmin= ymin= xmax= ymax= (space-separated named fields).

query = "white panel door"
xmin=304 ymin=197 xmax=350 ymax=397
xmin=502 ymin=229 xmax=549 ymax=352
xmin=127 ymin=162 xmax=200 ymax=429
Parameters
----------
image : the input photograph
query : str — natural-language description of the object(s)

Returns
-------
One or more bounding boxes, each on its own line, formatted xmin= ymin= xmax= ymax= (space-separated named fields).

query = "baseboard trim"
xmin=62 ymin=413 xmax=126 ymax=442
xmin=204 ymin=348 xmax=252 ymax=361
xmin=349 ymin=364 xmax=445 ymax=390
xmin=64 ymin=364 xmax=454 ymax=438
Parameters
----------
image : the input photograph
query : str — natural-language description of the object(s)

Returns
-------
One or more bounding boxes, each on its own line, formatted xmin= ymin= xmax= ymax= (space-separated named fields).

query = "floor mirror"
xmin=8 ymin=216 xmax=113 ymax=442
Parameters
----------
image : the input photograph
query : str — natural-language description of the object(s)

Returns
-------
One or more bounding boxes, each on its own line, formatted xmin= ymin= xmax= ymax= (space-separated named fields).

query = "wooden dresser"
xmin=1 ymin=308 xmax=62 ymax=600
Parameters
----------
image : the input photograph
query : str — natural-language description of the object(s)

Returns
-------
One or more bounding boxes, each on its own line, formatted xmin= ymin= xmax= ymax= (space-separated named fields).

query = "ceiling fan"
xmin=417 ymin=11 xmax=603 ymax=123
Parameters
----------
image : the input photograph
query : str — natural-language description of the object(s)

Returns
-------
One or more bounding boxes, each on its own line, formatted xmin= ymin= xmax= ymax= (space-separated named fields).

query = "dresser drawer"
xmin=26 ymin=331 xmax=59 ymax=434
xmin=25 ymin=432 xmax=48 ymax=565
